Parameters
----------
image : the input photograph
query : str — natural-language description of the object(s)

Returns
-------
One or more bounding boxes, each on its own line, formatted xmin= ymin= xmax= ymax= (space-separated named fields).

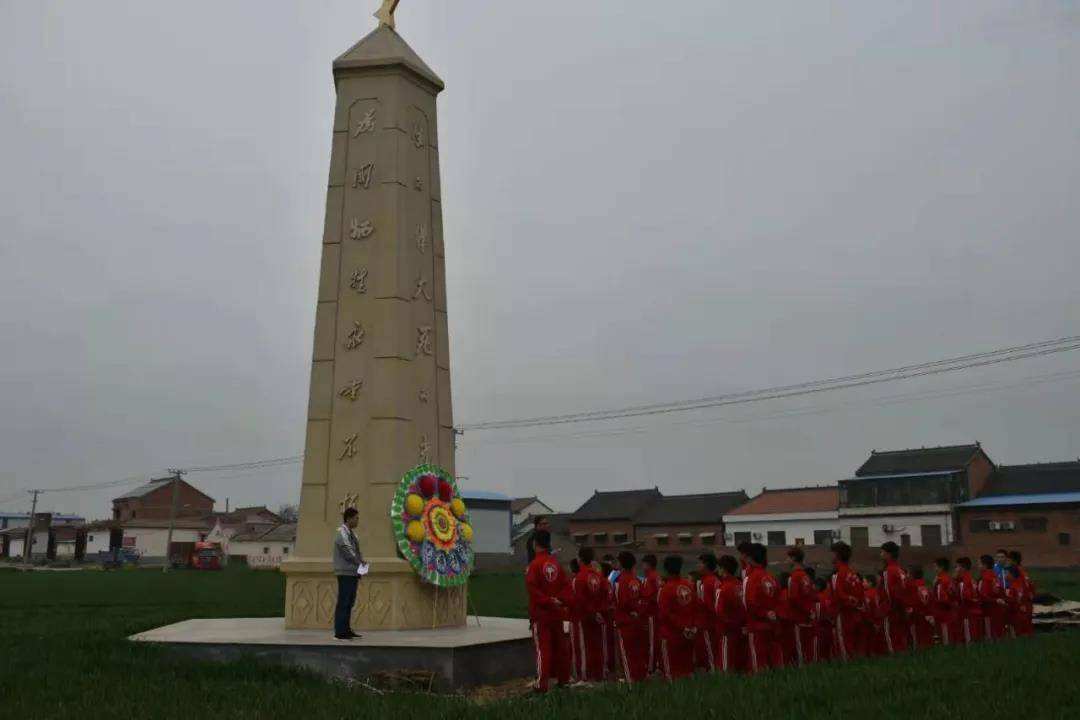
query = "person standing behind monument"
xmin=332 ymin=507 xmax=364 ymax=640
xmin=525 ymin=515 xmax=550 ymax=564
xmin=640 ymin=554 xmax=662 ymax=676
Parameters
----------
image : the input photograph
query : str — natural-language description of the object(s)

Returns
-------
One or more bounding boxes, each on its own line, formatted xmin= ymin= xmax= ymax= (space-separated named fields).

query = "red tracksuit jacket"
xmin=787 ymin=567 xmax=816 ymax=627
xmin=614 ymin=572 xmax=645 ymax=628
xmin=742 ymin=565 xmax=780 ymax=632
xmin=932 ymin=571 xmax=957 ymax=625
xmin=526 ymin=550 xmax=570 ymax=624
xmin=658 ymin=576 xmax=697 ymax=641
xmin=572 ymin=566 xmax=608 ymax=623
xmin=697 ymin=572 xmax=721 ymax=631
xmin=881 ymin=561 xmax=910 ymax=619
xmin=831 ymin=562 xmax=865 ymax=617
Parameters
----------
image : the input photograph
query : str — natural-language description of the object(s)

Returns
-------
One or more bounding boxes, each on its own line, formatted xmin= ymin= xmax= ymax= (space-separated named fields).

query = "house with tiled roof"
xmin=568 ymin=488 xmax=662 ymax=551
xmin=722 ymin=486 xmax=839 ymax=548
xmin=634 ymin=491 xmax=749 ymax=553
xmin=956 ymin=460 xmax=1080 ymax=562
xmin=839 ymin=443 xmax=995 ymax=547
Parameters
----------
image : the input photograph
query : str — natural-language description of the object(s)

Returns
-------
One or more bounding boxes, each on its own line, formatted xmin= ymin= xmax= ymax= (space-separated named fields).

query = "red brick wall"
xmin=634 ymin=523 xmax=725 ymax=554
xmin=113 ymin=482 xmax=213 ymax=521
xmin=566 ymin=519 xmax=636 ymax=553
xmin=966 ymin=450 xmax=995 ymax=499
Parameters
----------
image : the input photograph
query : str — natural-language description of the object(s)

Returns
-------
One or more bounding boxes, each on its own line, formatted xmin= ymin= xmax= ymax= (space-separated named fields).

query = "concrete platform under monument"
xmin=131 ymin=616 xmax=533 ymax=688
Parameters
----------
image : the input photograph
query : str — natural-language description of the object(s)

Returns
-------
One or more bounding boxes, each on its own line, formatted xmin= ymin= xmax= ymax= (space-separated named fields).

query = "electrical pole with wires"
xmin=163 ymin=468 xmax=185 ymax=573
xmin=22 ymin=489 xmax=40 ymax=566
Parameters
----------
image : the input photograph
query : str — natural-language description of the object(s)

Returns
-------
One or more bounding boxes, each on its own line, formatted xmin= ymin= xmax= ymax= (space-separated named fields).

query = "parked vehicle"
xmin=97 ymin=547 xmax=141 ymax=570
xmin=189 ymin=541 xmax=222 ymax=570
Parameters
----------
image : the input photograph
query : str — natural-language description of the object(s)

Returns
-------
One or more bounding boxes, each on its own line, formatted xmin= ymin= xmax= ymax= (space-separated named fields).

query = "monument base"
xmin=130 ymin=616 xmax=533 ymax=688
xmin=281 ymin=557 xmax=467 ymax=630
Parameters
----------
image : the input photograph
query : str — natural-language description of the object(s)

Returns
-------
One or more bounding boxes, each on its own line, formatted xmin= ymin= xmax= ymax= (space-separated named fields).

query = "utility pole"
xmin=22 ymin=489 xmax=40 ymax=566
xmin=163 ymin=469 xmax=184 ymax=573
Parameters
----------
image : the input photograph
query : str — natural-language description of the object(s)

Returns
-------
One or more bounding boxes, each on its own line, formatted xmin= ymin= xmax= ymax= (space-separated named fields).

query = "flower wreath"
xmin=390 ymin=464 xmax=473 ymax=587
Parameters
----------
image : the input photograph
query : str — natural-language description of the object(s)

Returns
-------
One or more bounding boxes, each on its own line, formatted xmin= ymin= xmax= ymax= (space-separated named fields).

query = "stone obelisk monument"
xmin=282 ymin=4 xmax=464 ymax=631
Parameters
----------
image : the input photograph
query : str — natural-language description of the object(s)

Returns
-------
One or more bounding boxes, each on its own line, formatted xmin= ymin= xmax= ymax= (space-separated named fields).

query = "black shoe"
xmin=334 ymin=633 xmax=353 ymax=640
xmin=346 ymin=631 xmax=362 ymax=639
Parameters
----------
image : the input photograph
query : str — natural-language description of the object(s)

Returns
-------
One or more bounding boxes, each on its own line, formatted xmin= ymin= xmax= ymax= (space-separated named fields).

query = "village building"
xmin=838 ymin=443 xmax=995 ymax=547
xmin=510 ymin=496 xmax=554 ymax=545
xmin=633 ymin=491 xmax=749 ymax=554
xmin=568 ymin=488 xmax=663 ymax=552
xmin=112 ymin=476 xmax=215 ymax=522
xmin=460 ymin=490 xmax=513 ymax=556
xmin=723 ymin=486 xmax=839 ymax=548
xmin=957 ymin=460 xmax=1080 ymax=565
xmin=227 ymin=523 xmax=297 ymax=568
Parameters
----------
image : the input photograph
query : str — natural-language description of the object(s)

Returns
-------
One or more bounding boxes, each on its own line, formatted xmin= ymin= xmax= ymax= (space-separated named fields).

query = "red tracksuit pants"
xmin=531 ymin=620 xmax=570 ymax=692
xmin=910 ymin=615 xmax=935 ymax=650
xmin=575 ymin=620 xmax=608 ymax=681
xmin=834 ymin=611 xmax=864 ymax=661
xmin=745 ymin=629 xmax=781 ymax=673
xmin=660 ymin=635 xmax=694 ymax=680
xmin=882 ymin=615 xmax=910 ymax=654
xmin=694 ymin=628 xmax=719 ymax=671
xmin=645 ymin=616 xmax=660 ymax=675
xmin=959 ymin=612 xmax=983 ymax=644
xmin=983 ymin=607 xmax=1006 ymax=641
xmin=791 ymin=624 xmax=818 ymax=666
xmin=718 ymin=631 xmax=745 ymax=673
xmin=616 ymin=623 xmax=648 ymax=683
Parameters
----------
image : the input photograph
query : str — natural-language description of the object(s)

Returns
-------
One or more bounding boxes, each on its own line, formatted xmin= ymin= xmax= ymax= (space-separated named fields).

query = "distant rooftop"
xmin=726 ymin=486 xmax=838 ymax=516
xmin=856 ymin=444 xmax=986 ymax=477
xmin=570 ymin=488 xmax=663 ymax=521
xmin=635 ymin=491 xmax=749 ymax=525
xmin=978 ymin=461 xmax=1080 ymax=498
xmin=959 ymin=491 xmax=1080 ymax=508
xmin=460 ymin=490 xmax=510 ymax=502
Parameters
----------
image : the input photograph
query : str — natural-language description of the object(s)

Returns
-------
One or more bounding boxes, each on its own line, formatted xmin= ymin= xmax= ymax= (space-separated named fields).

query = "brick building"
xmin=838 ymin=443 xmax=995 ymax=547
xmin=112 ymin=477 xmax=215 ymax=522
xmin=568 ymin=488 xmax=662 ymax=552
xmin=633 ymin=491 xmax=748 ymax=554
xmin=956 ymin=460 xmax=1080 ymax=565
xmin=567 ymin=488 xmax=749 ymax=556
xmin=723 ymin=486 xmax=839 ymax=548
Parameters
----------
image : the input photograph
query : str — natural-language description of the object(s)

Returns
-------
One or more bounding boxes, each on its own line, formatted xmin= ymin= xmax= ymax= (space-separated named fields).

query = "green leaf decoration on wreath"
xmin=389 ymin=464 xmax=473 ymax=587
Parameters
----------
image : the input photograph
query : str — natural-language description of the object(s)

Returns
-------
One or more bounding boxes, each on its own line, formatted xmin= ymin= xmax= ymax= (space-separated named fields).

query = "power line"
xmin=458 ymin=367 xmax=1080 ymax=448
xmin=458 ymin=335 xmax=1080 ymax=431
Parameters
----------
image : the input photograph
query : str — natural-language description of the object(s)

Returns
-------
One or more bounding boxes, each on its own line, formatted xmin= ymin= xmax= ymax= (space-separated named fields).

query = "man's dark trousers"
xmin=335 ymin=575 xmax=359 ymax=636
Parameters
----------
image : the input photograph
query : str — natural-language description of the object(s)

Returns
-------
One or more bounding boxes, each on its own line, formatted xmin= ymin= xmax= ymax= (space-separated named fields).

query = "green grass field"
xmin=1 ymin=566 xmax=1077 ymax=719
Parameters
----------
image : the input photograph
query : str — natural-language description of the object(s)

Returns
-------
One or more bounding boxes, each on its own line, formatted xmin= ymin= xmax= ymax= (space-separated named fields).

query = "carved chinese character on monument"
xmin=349 ymin=267 xmax=368 ymax=293
xmin=344 ymin=321 xmax=366 ymax=350
xmin=338 ymin=378 xmax=364 ymax=401
xmin=353 ymin=162 xmax=375 ymax=189
xmin=354 ymin=108 xmax=376 ymax=136
xmin=416 ymin=325 xmax=433 ymax=356
xmin=414 ymin=274 xmax=431 ymax=302
xmin=350 ymin=218 xmax=374 ymax=240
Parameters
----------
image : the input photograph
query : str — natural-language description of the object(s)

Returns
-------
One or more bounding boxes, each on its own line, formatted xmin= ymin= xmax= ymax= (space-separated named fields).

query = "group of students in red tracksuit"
xmin=526 ymin=528 xmax=1037 ymax=692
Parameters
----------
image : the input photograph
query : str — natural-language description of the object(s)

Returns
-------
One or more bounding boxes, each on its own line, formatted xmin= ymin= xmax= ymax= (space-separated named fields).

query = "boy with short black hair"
xmin=525 ymin=530 xmax=572 ymax=692
xmin=640 ymin=553 xmax=662 ymax=674
xmin=830 ymin=541 xmax=865 ymax=661
xmin=613 ymin=551 xmax=647 ymax=682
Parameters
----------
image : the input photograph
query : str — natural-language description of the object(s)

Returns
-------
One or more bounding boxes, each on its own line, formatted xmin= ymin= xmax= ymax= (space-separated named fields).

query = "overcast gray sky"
xmin=1 ymin=1 xmax=1078 ymax=519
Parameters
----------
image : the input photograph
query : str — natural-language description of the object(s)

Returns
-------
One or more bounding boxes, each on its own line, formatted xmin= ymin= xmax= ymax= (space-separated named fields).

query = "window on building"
xmin=263 ymin=546 xmax=270 ymax=554
xmin=1059 ymin=533 xmax=1071 ymax=546
xmin=921 ymin=525 xmax=943 ymax=547
xmin=573 ymin=533 xmax=588 ymax=545
xmin=813 ymin=530 xmax=833 ymax=546
xmin=900 ymin=534 xmax=911 ymax=547
xmin=767 ymin=531 xmax=786 ymax=547
xmin=655 ymin=534 xmax=669 ymax=546
xmin=970 ymin=519 xmax=990 ymax=533
xmin=283 ymin=546 xmax=289 ymax=554
xmin=845 ymin=485 xmax=874 ymax=508
xmin=612 ymin=532 xmax=628 ymax=544
xmin=88 ymin=535 xmax=95 ymax=543
xmin=700 ymin=532 xmax=716 ymax=545
xmin=1022 ymin=517 xmax=1048 ymax=533
xmin=131 ymin=511 xmax=136 ymax=519
xmin=733 ymin=531 xmax=752 ymax=546
xmin=849 ymin=527 xmax=869 ymax=547
xmin=593 ymin=532 xmax=608 ymax=544
xmin=677 ymin=533 xmax=693 ymax=545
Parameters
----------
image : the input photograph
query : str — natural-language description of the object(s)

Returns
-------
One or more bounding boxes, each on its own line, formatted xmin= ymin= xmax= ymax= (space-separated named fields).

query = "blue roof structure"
xmin=959 ymin=492 xmax=1080 ymax=508
xmin=460 ymin=489 xmax=511 ymax=502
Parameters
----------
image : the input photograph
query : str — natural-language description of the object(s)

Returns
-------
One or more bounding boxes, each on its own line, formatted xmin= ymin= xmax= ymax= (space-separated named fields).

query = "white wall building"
xmin=723 ymin=486 xmax=840 ymax=548
xmin=227 ymin=524 xmax=296 ymax=568
xmin=462 ymin=490 xmax=512 ymax=555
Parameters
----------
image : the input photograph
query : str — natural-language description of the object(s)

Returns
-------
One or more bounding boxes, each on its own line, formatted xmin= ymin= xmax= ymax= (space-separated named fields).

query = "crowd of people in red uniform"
xmin=525 ymin=529 xmax=1037 ymax=692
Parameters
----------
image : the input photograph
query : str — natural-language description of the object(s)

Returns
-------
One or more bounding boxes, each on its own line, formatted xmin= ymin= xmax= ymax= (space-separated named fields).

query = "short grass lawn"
xmin=0 ymin=566 xmax=1077 ymax=719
